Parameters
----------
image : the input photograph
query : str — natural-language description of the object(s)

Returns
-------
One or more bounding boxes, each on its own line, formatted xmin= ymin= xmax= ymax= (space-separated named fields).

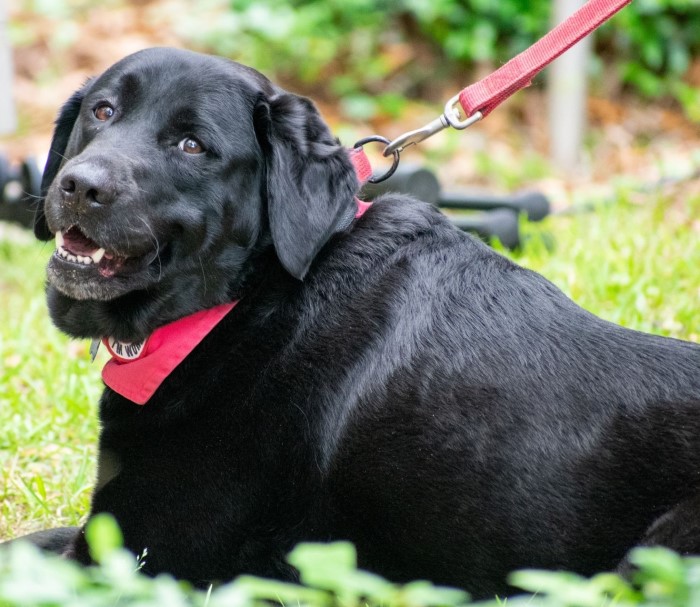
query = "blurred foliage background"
xmin=4 ymin=0 xmax=700 ymax=200
xmin=8 ymin=0 xmax=700 ymax=121
xmin=183 ymin=0 xmax=700 ymax=122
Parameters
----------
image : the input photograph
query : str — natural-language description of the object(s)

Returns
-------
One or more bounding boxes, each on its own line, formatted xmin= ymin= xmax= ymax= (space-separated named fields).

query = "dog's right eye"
xmin=94 ymin=104 xmax=115 ymax=121
xmin=178 ymin=137 xmax=205 ymax=155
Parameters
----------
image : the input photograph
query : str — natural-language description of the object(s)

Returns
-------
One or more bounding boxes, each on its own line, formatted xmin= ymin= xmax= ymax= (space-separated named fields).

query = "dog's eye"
xmin=178 ymin=137 xmax=205 ymax=155
xmin=94 ymin=104 xmax=115 ymax=121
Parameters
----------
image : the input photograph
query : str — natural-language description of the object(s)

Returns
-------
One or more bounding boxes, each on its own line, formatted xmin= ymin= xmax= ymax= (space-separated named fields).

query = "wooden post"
xmin=548 ymin=0 xmax=592 ymax=172
xmin=0 ymin=0 xmax=17 ymax=136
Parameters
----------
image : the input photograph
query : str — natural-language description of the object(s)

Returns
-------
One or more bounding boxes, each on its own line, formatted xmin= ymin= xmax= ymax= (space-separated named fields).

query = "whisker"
xmin=138 ymin=216 xmax=163 ymax=281
xmin=49 ymin=148 xmax=69 ymax=162
xmin=198 ymin=254 xmax=207 ymax=296
xmin=20 ymin=192 xmax=43 ymax=201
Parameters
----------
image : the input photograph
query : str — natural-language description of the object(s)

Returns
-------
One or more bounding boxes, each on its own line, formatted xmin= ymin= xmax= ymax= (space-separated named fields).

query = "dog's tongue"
xmin=62 ymin=226 xmax=101 ymax=256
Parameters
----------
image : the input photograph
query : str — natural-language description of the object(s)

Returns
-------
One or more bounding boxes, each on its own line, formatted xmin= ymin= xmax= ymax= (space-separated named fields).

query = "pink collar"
xmin=101 ymin=147 xmax=373 ymax=405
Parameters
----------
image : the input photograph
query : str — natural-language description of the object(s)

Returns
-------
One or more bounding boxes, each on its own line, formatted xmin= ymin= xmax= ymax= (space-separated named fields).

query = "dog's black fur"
xmin=11 ymin=47 xmax=700 ymax=597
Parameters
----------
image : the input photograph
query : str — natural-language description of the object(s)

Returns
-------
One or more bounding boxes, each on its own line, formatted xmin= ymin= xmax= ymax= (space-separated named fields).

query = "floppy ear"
xmin=254 ymin=92 xmax=358 ymax=280
xmin=34 ymin=80 xmax=93 ymax=241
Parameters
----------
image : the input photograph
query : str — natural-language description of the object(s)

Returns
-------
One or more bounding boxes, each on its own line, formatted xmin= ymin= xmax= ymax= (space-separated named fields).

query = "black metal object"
xmin=439 ymin=190 xmax=550 ymax=222
xmin=0 ymin=154 xmax=41 ymax=229
xmin=362 ymin=164 xmax=441 ymax=205
xmin=448 ymin=208 xmax=521 ymax=250
xmin=360 ymin=163 xmax=552 ymax=249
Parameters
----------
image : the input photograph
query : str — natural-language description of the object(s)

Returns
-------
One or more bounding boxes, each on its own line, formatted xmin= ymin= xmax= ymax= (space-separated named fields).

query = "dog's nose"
xmin=59 ymin=163 xmax=115 ymax=209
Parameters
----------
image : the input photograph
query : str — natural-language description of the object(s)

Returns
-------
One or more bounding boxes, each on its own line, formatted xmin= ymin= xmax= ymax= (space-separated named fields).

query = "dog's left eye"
xmin=178 ymin=137 xmax=205 ymax=155
xmin=94 ymin=103 xmax=115 ymax=121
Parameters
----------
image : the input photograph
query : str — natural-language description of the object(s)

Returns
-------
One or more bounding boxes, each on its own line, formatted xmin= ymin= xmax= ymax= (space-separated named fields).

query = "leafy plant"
xmin=5 ymin=519 xmax=700 ymax=606
xmin=597 ymin=0 xmax=700 ymax=119
xmin=509 ymin=547 xmax=700 ymax=607
xmin=0 ymin=518 xmax=473 ymax=607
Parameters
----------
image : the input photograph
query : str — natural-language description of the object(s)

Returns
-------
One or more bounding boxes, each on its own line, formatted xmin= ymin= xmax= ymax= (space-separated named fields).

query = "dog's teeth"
xmin=56 ymin=231 xmax=64 ymax=248
xmin=55 ymin=245 xmax=103 ymax=266
xmin=91 ymin=248 xmax=106 ymax=264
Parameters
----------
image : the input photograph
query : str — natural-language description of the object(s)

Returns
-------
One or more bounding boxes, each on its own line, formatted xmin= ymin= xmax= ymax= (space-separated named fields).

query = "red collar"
xmin=101 ymin=147 xmax=373 ymax=405
xmin=102 ymin=302 xmax=236 ymax=404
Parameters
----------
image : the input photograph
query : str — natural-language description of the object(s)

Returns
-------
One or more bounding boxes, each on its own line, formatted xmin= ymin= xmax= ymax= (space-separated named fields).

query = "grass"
xmin=0 ymin=187 xmax=698 ymax=602
xmin=0 ymin=226 xmax=101 ymax=539
xmin=512 ymin=189 xmax=700 ymax=342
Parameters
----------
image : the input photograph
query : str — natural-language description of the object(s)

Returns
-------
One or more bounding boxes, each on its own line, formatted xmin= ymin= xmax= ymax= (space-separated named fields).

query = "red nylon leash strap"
xmin=458 ymin=0 xmax=633 ymax=119
xmin=348 ymin=146 xmax=373 ymax=184
xmin=348 ymin=146 xmax=373 ymax=217
xmin=382 ymin=0 xmax=633 ymax=157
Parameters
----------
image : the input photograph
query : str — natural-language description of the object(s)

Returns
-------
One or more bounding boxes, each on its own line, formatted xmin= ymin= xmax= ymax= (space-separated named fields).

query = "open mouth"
xmin=48 ymin=224 xmax=164 ymax=301
xmin=55 ymin=225 xmax=141 ymax=278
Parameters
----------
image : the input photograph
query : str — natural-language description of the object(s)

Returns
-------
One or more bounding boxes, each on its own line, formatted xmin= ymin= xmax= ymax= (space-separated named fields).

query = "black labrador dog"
xmin=10 ymin=47 xmax=700 ymax=598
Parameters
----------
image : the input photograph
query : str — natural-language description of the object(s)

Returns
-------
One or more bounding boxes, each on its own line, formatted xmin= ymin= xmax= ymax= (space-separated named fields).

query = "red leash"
xmin=459 ymin=0 xmax=633 ymax=119
xmin=377 ymin=0 xmax=633 ymax=161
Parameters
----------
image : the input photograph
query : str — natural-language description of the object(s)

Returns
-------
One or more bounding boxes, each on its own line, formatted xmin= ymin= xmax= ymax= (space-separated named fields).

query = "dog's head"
xmin=35 ymin=47 xmax=358 ymax=341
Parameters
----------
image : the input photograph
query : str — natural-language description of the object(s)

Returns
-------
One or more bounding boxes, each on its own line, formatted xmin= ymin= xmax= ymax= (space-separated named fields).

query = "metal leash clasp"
xmin=383 ymin=94 xmax=483 ymax=157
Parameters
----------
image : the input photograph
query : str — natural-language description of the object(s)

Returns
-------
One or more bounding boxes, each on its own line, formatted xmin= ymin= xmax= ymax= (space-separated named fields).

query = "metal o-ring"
xmin=354 ymin=136 xmax=400 ymax=184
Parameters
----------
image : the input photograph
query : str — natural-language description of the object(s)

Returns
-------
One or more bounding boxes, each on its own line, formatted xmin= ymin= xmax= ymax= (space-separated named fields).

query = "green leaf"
xmin=288 ymin=542 xmax=395 ymax=599
xmin=85 ymin=513 xmax=124 ymax=564
xmin=399 ymin=580 xmax=470 ymax=607
xmin=508 ymin=569 xmax=636 ymax=607
xmin=234 ymin=574 xmax=331 ymax=605
xmin=288 ymin=541 xmax=357 ymax=585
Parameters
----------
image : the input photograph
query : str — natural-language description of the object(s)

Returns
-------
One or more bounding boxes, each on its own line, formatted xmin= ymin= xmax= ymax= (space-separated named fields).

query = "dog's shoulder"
xmin=306 ymin=194 xmax=700 ymax=414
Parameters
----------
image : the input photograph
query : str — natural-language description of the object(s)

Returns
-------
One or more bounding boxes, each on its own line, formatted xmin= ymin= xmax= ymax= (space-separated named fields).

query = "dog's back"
xmin=298 ymin=196 xmax=700 ymax=596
